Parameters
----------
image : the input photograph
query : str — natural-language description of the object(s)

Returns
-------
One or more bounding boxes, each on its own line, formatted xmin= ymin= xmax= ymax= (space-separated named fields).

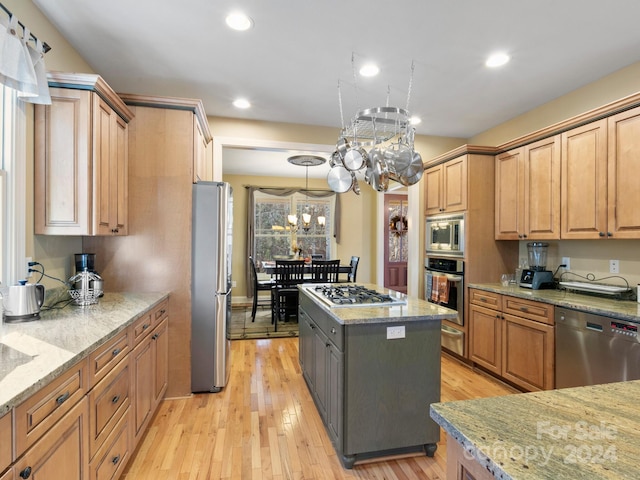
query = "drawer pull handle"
xmin=112 ymin=348 xmax=121 ymax=356
xmin=19 ymin=466 xmax=32 ymax=479
xmin=112 ymin=455 xmax=121 ymax=465
xmin=112 ymin=395 xmax=120 ymax=404
xmin=520 ymin=306 xmax=529 ymax=312
xmin=331 ymin=327 xmax=336 ymax=334
xmin=56 ymin=391 xmax=70 ymax=406
xmin=142 ymin=323 xmax=150 ymax=330
xmin=480 ymin=297 xmax=487 ymax=302
xmin=152 ymin=333 xmax=159 ymax=340
xmin=158 ymin=309 xmax=166 ymax=316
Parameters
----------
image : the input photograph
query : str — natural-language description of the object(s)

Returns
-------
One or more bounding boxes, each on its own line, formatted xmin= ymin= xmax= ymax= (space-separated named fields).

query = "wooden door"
xmin=152 ymin=318 xmax=169 ymax=407
xmin=524 ymin=135 xmax=561 ymax=239
xmin=608 ymin=107 xmax=640 ymax=238
xmin=424 ymin=165 xmax=443 ymax=215
xmin=384 ymin=194 xmax=408 ymax=293
xmin=442 ymin=155 xmax=467 ymax=213
xmin=469 ymin=304 xmax=502 ymax=375
xmin=494 ymin=147 xmax=523 ymax=239
xmin=131 ymin=337 xmax=153 ymax=446
xmin=502 ymin=314 xmax=554 ymax=391
xmin=94 ymin=95 xmax=114 ymax=236
xmin=114 ymin=115 xmax=128 ymax=235
xmin=561 ymin=119 xmax=608 ymax=239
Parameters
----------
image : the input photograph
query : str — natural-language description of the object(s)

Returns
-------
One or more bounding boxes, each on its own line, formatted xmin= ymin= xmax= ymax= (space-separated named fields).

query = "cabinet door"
xmin=442 ymin=155 xmax=467 ymax=213
xmin=114 ymin=115 xmax=128 ymax=235
xmin=424 ymin=165 xmax=443 ymax=215
xmin=0 ymin=412 xmax=10 ymax=474
xmin=312 ymin=326 xmax=329 ymax=420
xmin=193 ymin=117 xmax=210 ymax=183
xmin=494 ymin=148 xmax=523 ymax=239
xmin=326 ymin=344 xmax=344 ymax=449
xmin=524 ymin=135 xmax=561 ymax=239
xmin=131 ymin=337 xmax=153 ymax=447
xmin=502 ymin=314 xmax=554 ymax=391
xmin=298 ymin=310 xmax=315 ymax=386
xmin=13 ymin=397 xmax=89 ymax=480
xmin=469 ymin=304 xmax=502 ymax=375
xmin=607 ymin=107 xmax=640 ymax=238
xmin=34 ymin=88 xmax=92 ymax=235
xmin=152 ymin=318 xmax=169 ymax=407
xmin=561 ymin=119 xmax=608 ymax=239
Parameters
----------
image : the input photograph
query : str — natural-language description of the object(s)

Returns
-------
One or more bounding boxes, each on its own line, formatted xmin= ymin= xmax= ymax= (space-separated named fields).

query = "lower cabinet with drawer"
xmin=469 ymin=288 xmax=555 ymax=391
xmin=3 ymin=296 xmax=169 ymax=480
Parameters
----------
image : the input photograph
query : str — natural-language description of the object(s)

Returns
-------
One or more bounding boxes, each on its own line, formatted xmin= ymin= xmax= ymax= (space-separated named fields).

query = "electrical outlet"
xmin=561 ymin=257 xmax=570 ymax=270
xmin=610 ymin=259 xmax=620 ymax=274
xmin=25 ymin=257 xmax=32 ymax=278
xmin=231 ymin=280 xmax=237 ymax=288
xmin=386 ymin=325 xmax=405 ymax=340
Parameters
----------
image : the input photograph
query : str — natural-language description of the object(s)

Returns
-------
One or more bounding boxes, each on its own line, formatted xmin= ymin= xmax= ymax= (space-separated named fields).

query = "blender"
xmin=519 ymin=242 xmax=554 ymax=289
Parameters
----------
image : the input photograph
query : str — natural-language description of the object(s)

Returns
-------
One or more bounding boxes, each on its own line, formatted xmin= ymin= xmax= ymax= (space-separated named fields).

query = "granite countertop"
xmin=0 ymin=291 xmax=169 ymax=415
xmin=468 ymin=283 xmax=640 ymax=323
xmin=431 ymin=380 xmax=640 ymax=479
xmin=299 ymin=283 xmax=458 ymax=325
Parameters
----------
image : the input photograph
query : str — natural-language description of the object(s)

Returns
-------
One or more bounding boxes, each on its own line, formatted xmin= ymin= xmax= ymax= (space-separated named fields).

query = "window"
xmin=253 ymin=190 xmax=335 ymax=266
xmin=1 ymin=85 xmax=27 ymax=286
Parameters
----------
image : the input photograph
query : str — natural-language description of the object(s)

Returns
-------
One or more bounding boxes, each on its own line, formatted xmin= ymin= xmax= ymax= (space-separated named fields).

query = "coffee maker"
xmin=519 ymin=242 xmax=554 ymax=289
xmin=69 ymin=253 xmax=104 ymax=305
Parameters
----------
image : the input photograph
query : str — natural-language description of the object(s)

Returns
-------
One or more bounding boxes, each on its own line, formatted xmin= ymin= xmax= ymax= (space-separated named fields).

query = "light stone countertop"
xmin=468 ymin=283 xmax=640 ymax=322
xmin=0 ymin=291 xmax=169 ymax=416
xmin=299 ymin=283 xmax=458 ymax=325
xmin=430 ymin=380 xmax=640 ymax=479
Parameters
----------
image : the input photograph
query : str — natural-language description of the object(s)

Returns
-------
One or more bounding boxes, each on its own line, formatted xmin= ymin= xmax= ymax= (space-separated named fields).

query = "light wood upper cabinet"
xmin=607 ymin=106 xmax=640 ymax=238
xmin=193 ymin=116 xmax=212 ymax=182
xmin=560 ymin=119 xmax=608 ymax=239
xmin=495 ymin=136 xmax=560 ymax=240
xmin=35 ymin=74 xmax=133 ymax=236
xmin=425 ymin=155 xmax=467 ymax=215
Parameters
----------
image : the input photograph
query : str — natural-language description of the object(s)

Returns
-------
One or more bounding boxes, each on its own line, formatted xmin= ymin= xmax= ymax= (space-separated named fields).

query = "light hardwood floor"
xmin=122 ymin=338 xmax=516 ymax=480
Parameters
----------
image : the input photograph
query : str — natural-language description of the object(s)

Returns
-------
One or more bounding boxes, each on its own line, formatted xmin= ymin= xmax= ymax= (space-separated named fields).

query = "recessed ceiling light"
xmin=485 ymin=52 xmax=510 ymax=68
xmin=359 ymin=64 xmax=380 ymax=77
xmin=233 ymin=98 xmax=251 ymax=109
xmin=409 ymin=116 xmax=422 ymax=125
xmin=225 ymin=12 xmax=253 ymax=31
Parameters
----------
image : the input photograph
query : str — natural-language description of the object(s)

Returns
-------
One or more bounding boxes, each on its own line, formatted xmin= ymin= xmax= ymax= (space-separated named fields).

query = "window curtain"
xmin=0 ymin=11 xmax=51 ymax=104
xmin=245 ymin=186 xmax=341 ymax=297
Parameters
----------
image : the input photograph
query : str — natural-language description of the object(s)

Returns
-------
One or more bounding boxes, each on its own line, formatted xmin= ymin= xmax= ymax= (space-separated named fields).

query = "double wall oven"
xmin=425 ymin=213 xmax=465 ymax=356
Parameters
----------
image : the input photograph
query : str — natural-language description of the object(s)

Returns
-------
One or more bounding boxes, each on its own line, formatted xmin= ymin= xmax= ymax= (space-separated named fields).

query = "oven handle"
xmin=425 ymin=270 xmax=463 ymax=283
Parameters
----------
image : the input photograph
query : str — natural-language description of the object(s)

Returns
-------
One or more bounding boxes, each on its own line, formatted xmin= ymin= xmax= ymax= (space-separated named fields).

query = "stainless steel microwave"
xmin=425 ymin=213 xmax=465 ymax=257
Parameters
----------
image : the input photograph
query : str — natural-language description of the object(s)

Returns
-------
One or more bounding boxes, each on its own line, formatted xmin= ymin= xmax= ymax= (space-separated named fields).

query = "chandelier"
xmin=327 ymin=60 xmax=424 ymax=194
xmin=287 ymin=155 xmax=326 ymax=232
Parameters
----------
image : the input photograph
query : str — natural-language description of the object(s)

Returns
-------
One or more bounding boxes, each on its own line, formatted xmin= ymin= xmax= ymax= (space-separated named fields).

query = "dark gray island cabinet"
xmin=298 ymin=284 xmax=457 ymax=468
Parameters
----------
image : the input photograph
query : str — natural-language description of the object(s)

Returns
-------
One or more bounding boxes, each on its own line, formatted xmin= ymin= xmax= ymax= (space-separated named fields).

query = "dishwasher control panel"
xmin=611 ymin=320 xmax=638 ymax=337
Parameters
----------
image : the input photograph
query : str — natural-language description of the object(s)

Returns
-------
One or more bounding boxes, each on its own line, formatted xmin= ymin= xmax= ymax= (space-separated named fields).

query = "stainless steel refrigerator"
xmin=191 ymin=181 xmax=233 ymax=392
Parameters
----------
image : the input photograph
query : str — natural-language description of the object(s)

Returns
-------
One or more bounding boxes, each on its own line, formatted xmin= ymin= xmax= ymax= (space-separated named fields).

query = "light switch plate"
xmin=387 ymin=325 xmax=405 ymax=339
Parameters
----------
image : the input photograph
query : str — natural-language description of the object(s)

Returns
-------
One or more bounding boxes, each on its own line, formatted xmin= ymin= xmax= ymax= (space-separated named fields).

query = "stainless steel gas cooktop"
xmin=302 ymin=284 xmax=407 ymax=308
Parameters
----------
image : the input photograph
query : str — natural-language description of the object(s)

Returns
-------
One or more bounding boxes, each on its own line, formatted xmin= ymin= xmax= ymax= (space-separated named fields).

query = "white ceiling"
xmin=33 ymin=0 xmax=640 ymax=178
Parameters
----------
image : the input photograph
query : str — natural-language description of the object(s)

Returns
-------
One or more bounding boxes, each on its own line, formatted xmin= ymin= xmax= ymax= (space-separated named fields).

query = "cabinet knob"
xmin=112 ymin=348 xmax=121 ymax=356
xmin=607 ymin=232 xmax=613 ymax=237
xmin=111 ymin=228 xmax=119 ymax=234
xmin=599 ymin=232 xmax=605 ymax=237
xmin=112 ymin=455 xmax=121 ymax=465
xmin=19 ymin=467 xmax=32 ymax=479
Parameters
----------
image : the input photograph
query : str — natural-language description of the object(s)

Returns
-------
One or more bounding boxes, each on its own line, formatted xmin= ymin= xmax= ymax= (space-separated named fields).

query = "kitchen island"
xmin=297 ymin=283 xmax=457 ymax=468
xmin=430 ymin=380 xmax=640 ymax=479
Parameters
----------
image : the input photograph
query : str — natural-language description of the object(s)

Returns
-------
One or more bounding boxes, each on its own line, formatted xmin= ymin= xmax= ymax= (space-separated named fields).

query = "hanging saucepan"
xmin=364 ymin=148 xmax=378 ymax=186
xmin=329 ymin=150 xmax=342 ymax=168
xmin=351 ymin=172 xmax=360 ymax=195
xmin=336 ymin=137 xmax=350 ymax=160
xmin=390 ymin=142 xmax=413 ymax=177
xmin=342 ymin=146 xmax=368 ymax=172
xmin=327 ymin=165 xmax=353 ymax=193
xmin=400 ymin=151 xmax=424 ymax=186
xmin=372 ymin=153 xmax=389 ymax=192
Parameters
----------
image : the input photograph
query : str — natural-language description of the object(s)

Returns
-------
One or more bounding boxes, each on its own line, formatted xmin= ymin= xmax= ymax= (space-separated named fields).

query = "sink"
xmin=0 ymin=343 xmax=34 ymax=382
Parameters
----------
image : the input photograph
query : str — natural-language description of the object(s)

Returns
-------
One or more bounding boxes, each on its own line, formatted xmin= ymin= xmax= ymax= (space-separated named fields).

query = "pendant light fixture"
xmin=287 ymin=155 xmax=327 ymax=232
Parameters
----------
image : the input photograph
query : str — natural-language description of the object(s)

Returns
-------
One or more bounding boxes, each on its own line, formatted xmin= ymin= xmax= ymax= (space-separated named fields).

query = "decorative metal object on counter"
xmin=328 ymin=60 xmax=423 ymax=194
xmin=68 ymin=270 xmax=103 ymax=306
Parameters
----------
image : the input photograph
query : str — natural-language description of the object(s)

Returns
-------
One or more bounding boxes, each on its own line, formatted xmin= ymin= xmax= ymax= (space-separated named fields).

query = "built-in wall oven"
xmin=425 ymin=256 xmax=465 ymax=357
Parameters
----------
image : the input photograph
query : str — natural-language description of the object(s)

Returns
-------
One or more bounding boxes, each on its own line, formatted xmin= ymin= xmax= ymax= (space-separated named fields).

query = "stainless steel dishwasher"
xmin=556 ymin=308 xmax=640 ymax=388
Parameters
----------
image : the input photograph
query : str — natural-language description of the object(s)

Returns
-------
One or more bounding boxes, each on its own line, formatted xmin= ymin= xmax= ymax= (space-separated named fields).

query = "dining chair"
xmin=309 ymin=259 xmax=340 ymax=283
xmin=339 ymin=256 xmax=360 ymax=283
xmin=272 ymin=259 xmax=305 ymax=328
xmin=249 ymin=256 xmax=275 ymax=322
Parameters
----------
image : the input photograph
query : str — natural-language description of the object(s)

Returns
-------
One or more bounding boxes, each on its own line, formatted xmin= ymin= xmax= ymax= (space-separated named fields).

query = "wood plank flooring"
xmin=121 ymin=338 xmax=516 ymax=480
